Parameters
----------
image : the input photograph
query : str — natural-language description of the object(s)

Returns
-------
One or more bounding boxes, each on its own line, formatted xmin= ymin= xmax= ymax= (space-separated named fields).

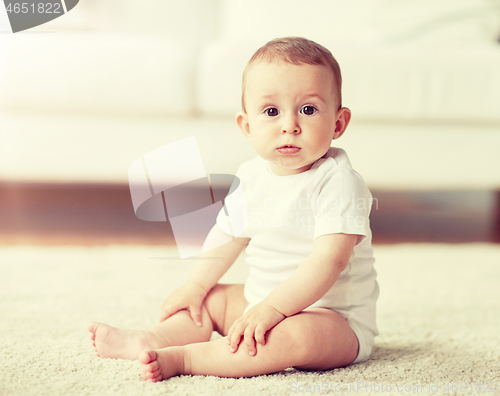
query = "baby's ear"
xmin=333 ymin=107 xmax=351 ymax=140
xmin=236 ymin=111 xmax=251 ymax=141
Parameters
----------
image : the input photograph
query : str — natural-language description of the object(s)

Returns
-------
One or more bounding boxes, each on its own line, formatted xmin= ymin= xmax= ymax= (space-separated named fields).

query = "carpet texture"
xmin=1 ymin=243 xmax=499 ymax=395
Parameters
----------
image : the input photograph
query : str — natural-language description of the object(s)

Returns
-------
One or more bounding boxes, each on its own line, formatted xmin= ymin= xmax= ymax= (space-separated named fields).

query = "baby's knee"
xmin=268 ymin=318 xmax=313 ymax=362
xmin=204 ymin=284 xmax=246 ymax=335
xmin=204 ymin=284 xmax=227 ymax=309
xmin=203 ymin=284 xmax=229 ymax=334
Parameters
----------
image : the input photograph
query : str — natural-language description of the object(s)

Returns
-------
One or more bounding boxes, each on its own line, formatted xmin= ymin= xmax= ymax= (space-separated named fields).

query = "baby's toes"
xmin=143 ymin=367 xmax=161 ymax=380
xmin=148 ymin=371 xmax=163 ymax=383
xmin=141 ymin=360 xmax=159 ymax=377
xmin=138 ymin=349 xmax=156 ymax=365
xmin=87 ymin=321 xmax=99 ymax=335
xmin=147 ymin=360 xmax=160 ymax=373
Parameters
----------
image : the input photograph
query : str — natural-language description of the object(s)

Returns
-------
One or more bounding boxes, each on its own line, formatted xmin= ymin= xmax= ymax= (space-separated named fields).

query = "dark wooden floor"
xmin=0 ymin=181 xmax=498 ymax=246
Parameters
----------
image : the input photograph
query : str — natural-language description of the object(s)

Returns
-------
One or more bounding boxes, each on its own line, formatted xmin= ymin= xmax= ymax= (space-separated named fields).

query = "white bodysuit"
xmin=216 ymin=147 xmax=379 ymax=363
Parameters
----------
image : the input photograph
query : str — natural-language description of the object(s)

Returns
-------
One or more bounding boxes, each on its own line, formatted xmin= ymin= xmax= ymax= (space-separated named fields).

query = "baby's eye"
xmin=301 ymin=106 xmax=317 ymax=116
xmin=264 ymin=107 xmax=279 ymax=117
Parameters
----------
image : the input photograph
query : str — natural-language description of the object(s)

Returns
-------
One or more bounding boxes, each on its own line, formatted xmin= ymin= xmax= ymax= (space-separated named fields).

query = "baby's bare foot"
xmin=87 ymin=322 xmax=165 ymax=360
xmin=139 ymin=348 xmax=186 ymax=382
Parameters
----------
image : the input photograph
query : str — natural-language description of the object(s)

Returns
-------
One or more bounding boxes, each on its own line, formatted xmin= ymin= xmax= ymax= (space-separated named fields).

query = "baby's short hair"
xmin=242 ymin=37 xmax=343 ymax=112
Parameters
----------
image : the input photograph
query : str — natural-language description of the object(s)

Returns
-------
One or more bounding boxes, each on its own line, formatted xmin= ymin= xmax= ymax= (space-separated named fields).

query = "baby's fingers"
xmin=160 ymin=304 xmax=177 ymax=322
xmin=244 ymin=326 xmax=257 ymax=356
xmin=226 ymin=323 xmax=234 ymax=345
xmin=189 ymin=305 xmax=203 ymax=327
xmin=254 ymin=324 xmax=266 ymax=346
xmin=228 ymin=322 xmax=245 ymax=353
xmin=226 ymin=317 xmax=240 ymax=345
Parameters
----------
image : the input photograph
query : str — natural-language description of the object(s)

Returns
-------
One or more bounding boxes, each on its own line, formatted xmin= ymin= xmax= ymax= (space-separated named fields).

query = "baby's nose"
xmin=281 ymin=116 xmax=301 ymax=134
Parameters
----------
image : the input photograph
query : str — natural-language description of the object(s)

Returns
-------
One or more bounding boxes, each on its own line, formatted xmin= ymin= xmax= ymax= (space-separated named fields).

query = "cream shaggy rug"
xmin=1 ymin=243 xmax=499 ymax=396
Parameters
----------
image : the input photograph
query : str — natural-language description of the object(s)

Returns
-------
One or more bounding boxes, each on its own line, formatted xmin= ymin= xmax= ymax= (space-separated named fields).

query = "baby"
xmin=88 ymin=37 xmax=379 ymax=381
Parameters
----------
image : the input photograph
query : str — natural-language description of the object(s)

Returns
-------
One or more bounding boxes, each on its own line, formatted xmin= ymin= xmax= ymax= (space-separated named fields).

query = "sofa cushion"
xmin=0 ymin=32 xmax=197 ymax=117
xmin=335 ymin=44 xmax=500 ymax=123
xmin=197 ymin=39 xmax=500 ymax=122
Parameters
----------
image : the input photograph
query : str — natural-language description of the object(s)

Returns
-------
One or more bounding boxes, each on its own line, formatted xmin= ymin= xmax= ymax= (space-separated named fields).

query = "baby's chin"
xmin=268 ymin=160 xmax=315 ymax=176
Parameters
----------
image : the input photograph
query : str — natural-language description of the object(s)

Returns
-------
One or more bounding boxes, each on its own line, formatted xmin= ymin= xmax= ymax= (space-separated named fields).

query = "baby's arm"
xmin=227 ymin=232 xmax=357 ymax=354
xmin=160 ymin=224 xmax=249 ymax=325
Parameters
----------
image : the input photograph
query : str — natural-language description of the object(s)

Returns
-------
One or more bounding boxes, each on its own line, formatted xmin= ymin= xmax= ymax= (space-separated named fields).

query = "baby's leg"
xmin=139 ymin=308 xmax=358 ymax=381
xmin=87 ymin=309 xmax=212 ymax=360
xmin=88 ymin=284 xmax=247 ymax=360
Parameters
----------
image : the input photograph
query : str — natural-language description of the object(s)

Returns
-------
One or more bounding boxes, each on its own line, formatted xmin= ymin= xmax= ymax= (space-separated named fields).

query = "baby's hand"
xmin=160 ymin=282 xmax=207 ymax=326
xmin=226 ymin=303 xmax=285 ymax=356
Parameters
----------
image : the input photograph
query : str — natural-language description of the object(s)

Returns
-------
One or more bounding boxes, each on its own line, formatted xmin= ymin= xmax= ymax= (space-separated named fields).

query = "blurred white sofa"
xmin=1 ymin=0 xmax=500 ymax=190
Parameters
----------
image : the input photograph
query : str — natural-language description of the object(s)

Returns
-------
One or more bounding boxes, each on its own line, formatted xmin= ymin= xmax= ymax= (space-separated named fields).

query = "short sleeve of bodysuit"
xmin=311 ymin=163 xmax=373 ymax=245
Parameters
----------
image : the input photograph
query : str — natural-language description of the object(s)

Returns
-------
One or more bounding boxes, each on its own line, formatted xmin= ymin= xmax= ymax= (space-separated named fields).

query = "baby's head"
xmin=241 ymin=37 xmax=343 ymax=112
xmin=237 ymin=37 xmax=351 ymax=176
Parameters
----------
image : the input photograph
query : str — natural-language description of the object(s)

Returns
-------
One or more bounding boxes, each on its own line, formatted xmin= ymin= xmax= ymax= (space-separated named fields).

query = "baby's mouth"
xmin=277 ymin=145 xmax=301 ymax=154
